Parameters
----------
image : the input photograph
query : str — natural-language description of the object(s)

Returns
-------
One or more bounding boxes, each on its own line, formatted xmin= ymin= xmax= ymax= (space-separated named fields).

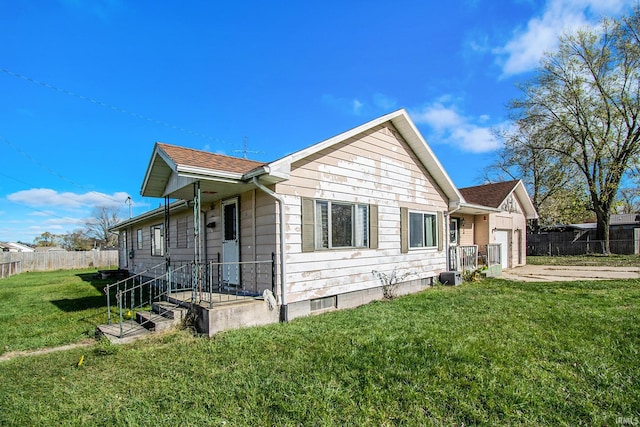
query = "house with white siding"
xmin=452 ymin=180 xmax=538 ymax=271
xmin=110 ymin=109 xmax=531 ymax=336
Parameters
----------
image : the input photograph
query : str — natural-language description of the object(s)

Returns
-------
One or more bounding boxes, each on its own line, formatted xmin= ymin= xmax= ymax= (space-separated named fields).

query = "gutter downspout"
xmin=252 ymin=177 xmax=288 ymax=321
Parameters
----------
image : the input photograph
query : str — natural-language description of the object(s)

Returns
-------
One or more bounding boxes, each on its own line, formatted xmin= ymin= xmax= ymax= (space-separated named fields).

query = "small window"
xmin=150 ymin=224 xmax=164 ymax=257
xmin=310 ymin=296 xmax=336 ymax=312
xmin=409 ymin=211 xmax=438 ymax=249
xmin=136 ymin=229 xmax=143 ymax=250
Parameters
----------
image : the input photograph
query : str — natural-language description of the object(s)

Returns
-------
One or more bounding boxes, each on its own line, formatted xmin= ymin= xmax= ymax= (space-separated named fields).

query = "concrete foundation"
xmin=186 ymin=275 xmax=436 ymax=336
xmin=283 ymin=275 xmax=435 ymax=322
xmin=192 ymin=298 xmax=280 ymax=336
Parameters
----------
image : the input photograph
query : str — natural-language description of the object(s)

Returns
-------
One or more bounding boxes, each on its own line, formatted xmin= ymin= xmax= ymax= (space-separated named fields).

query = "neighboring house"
xmin=456 ymin=180 xmax=538 ymax=269
xmin=33 ymin=246 xmax=67 ymax=252
xmin=0 ymin=242 xmax=34 ymax=252
xmin=110 ymin=109 xmax=536 ymax=334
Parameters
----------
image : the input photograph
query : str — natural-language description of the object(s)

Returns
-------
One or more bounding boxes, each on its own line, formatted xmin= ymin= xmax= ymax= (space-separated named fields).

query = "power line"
xmin=0 ymin=66 xmax=230 ymax=146
xmin=0 ymin=137 xmax=131 ymax=207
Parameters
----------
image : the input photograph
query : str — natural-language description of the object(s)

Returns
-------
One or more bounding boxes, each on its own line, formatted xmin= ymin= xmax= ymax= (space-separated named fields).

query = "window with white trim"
xmin=302 ymin=198 xmax=378 ymax=252
xmin=315 ymin=200 xmax=369 ymax=249
xmin=150 ymin=223 xmax=164 ymax=256
xmin=409 ymin=211 xmax=438 ymax=249
xmin=136 ymin=228 xmax=143 ymax=250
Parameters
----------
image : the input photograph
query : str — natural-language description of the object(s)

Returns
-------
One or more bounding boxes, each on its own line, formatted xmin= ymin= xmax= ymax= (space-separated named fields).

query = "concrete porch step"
xmin=152 ymin=301 xmax=188 ymax=321
xmin=136 ymin=310 xmax=176 ymax=332
xmin=97 ymin=320 xmax=152 ymax=344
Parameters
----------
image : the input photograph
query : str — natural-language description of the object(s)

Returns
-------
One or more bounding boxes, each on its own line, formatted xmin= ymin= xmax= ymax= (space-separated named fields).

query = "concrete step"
xmin=136 ymin=311 xmax=175 ymax=332
xmin=97 ymin=321 xmax=152 ymax=344
xmin=152 ymin=301 xmax=188 ymax=322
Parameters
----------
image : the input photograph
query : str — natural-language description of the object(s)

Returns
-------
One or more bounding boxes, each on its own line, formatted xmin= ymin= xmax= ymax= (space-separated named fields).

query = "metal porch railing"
xmin=103 ymin=255 xmax=275 ymax=338
xmin=172 ymin=254 xmax=276 ymax=308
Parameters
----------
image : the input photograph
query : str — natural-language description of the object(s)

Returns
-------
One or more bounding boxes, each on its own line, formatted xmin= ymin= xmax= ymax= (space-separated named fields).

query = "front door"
xmin=222 ymin=198 xmax=240 ymax=286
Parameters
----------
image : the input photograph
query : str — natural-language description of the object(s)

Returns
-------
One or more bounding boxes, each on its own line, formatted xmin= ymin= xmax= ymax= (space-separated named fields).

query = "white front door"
xmin=495 ymin=230 xmax=510 ymax=269
xmin=222 ymin=198 xmax=240 ymax=286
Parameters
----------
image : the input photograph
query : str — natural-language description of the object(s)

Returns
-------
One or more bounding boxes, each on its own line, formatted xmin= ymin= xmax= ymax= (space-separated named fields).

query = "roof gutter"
xmin=252 ymin=176 xmax=288 ymax=320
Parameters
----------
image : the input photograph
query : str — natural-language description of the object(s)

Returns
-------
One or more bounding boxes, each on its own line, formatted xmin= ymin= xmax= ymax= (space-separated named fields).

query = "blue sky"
xmin=0 ymin=0 xmax=633 ymax=243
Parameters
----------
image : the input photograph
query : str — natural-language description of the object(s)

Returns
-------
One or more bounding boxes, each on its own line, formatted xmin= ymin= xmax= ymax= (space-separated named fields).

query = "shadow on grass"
xmin=48 ymin=272 xmax=120 ymax=313
xmin=51 ymin=295 xmax=107 ymax=312
xmin=76 ymin=272 xmax=118 ymax=294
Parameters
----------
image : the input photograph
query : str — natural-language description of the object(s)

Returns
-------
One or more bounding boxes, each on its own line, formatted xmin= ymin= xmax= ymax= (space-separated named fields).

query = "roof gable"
xmin=459 ymin=180 xmax=520 ymax=208
xmin=266 ymin=109 xmax=462 ymax=207
xmin=459 ymin=180 xmax=538 ymax=219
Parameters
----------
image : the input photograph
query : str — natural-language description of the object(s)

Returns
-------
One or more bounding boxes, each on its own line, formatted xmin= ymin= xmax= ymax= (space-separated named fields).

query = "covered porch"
xmin=447 ymin=202 xmax=503 ymax=275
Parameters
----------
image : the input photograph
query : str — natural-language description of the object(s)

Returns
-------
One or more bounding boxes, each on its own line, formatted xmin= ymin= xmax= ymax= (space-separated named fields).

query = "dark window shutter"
xmin=301 ymin=198 xmax=315 ymax=252
xmin=369 ymin=204 xmax=378 ymax=249
xmin=400 ymin=207 xmax=408 ymax=253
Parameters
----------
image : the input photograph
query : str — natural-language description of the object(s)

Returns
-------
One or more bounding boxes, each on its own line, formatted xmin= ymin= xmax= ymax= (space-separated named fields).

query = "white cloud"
xmin=322 ymin=93 xmax=398 ymax=116
xmin=410 ymin=101 xmax=501 ymax=153
xmin=372 ymin=93 xmax=398 ymax=111
xmin=7 ymin=188 xmax=131 ymax=209
xmin=352 ymin=99 xmax=364 ymax=115
xmin=412 ymin=103 xmax=463 ymax=131
xmin=495 ymin=0 xmax=632 ymax=77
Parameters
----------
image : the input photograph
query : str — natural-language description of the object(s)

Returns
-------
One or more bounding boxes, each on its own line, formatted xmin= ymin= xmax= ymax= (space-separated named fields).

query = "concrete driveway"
xmin=501 ymin=265 xmax=640 ymax=282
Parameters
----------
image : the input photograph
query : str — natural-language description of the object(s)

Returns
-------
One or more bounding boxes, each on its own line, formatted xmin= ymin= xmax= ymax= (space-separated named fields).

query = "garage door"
xmin=494 ymin=230 xmax=510 ymax=269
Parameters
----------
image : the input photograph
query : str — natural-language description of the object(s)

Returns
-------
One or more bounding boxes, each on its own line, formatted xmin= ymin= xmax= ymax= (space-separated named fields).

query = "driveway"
xmin=501 ymin=265 xmax=640 ymax=282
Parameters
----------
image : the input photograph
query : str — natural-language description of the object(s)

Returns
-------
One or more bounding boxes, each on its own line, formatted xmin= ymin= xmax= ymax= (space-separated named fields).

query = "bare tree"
xmin=509 ymin=9 xmax=640 ymax=253
xmin=85 ymin=206 xmax=120 ymax=248
xmin=484 ymin=122 xmax=588 ymax=229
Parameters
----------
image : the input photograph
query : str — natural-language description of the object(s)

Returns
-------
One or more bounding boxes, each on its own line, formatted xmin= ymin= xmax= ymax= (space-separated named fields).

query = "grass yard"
xmin=0 ymin=269 xmax=112 ymax=354
xmin=0 ymin=275 xmax=639 ymax=426
xmin=528 ymin=254 xmax=640 ymax=267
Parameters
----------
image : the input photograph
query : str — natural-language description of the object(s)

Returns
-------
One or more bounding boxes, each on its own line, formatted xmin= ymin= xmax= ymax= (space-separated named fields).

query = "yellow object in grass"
xmin=77 ymin=355 xmax=84 ymax=367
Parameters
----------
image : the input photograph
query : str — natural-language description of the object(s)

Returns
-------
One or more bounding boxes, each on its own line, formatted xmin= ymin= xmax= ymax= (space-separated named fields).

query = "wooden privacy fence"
xmin=0 ymin=250 xmax=118 ymax=277
xmin=528 ymin=228 xmax=640 ymax=256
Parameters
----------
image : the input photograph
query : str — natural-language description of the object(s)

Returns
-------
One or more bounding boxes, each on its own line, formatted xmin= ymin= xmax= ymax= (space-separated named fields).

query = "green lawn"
xmin=0 ymin=274 xmax=639 ymax=426
xmin=0 ymin=269 xmax=112 ymax=354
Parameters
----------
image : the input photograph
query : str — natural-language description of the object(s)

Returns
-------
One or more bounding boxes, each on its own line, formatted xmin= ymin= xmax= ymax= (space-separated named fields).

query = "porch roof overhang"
xmin=455 ymin=202 xmax=502 ymax=216
xmin=140 ymin=143 xmax=290 ymax=204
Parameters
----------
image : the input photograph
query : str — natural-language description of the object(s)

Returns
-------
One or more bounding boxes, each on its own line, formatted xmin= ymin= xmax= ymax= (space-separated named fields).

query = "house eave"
xmin=456 ymin=203 xmax=502 ymax=215
xmin=110 ymin=200 xmax=190 ymax=231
